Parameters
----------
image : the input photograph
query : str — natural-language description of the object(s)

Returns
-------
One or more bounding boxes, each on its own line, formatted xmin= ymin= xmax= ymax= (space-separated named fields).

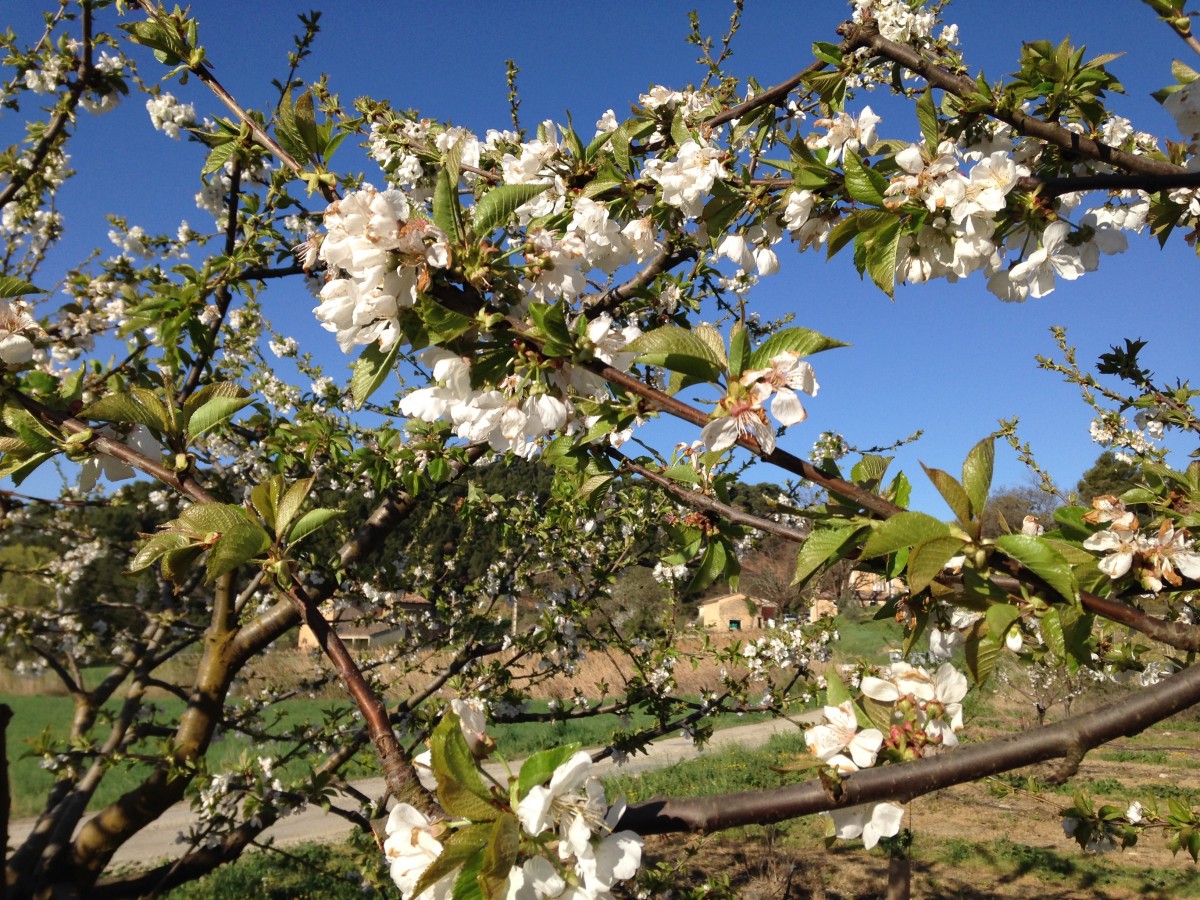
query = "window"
xmin=728 ymin=619 xmax=741 ymax=631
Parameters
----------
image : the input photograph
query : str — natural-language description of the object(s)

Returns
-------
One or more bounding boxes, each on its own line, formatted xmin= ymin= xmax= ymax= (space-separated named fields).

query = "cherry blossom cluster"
xmin=1083 ymin=495 xmax=1200 ymax=592
xmin=145 ymin=92 xmax=196 ymax=139
xmin=700 ymin=351 xmax=819 ymax=454
xmin=804 ymin=660 xmax=968 ymax=849
xmin=315 ymin=185 xmax=448 ymax=353
xmin=387 ymin=710 xmax=642 ymax=900
xmin=397 ymin=315 xmax=639 ymax=457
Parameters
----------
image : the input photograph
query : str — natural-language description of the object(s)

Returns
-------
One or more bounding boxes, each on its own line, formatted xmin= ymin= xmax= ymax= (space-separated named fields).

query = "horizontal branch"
xmin=839 ymin=20 xmax=1185 ymax=179
xmin=1018 ymin=171 xmax=1200 ymax=198
xmin=579 ymin=244 xmax=696 ymax=321
xmin=590 ymin=360 xmax=902 ymax=519
xmin=618 ymin=651 xmax=1200 ymax=834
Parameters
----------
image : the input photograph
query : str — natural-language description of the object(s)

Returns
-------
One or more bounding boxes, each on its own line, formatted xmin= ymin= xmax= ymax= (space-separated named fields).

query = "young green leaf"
xmin=628 ymin=326 xmax=725 ymax=382
xmin=860 ymin=511 xmax=951 ymax=559
xmin=185 ymin=394 xmax=253 ymax=441
xmin=350 ymin=340 xmax=400 ymax=409
xmin=747 ymin=327 xmax=848 ymax=369
xmin=961 ymin=437 xmax=995 ymax=519
xmin=994 ymin=534 xmax=1079 ymax=603
xmin=205 ymin=522 xmax=270 ymax=582
xmin=472 ymin=183 xmax=551 ymax=235
xmin=516 ymin=744 xmax=582 ymax=801
xmin=287 ymin=508 xmax=342 ymax=545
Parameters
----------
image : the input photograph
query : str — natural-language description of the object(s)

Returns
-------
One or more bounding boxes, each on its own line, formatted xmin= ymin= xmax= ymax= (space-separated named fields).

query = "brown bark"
xmin=617 ymin=655 xmax=1200 ymax=835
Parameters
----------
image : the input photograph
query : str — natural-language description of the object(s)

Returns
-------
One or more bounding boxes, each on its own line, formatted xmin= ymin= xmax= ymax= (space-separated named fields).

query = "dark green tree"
xmin=1076 ymin=451 xmax=1142 ymax=504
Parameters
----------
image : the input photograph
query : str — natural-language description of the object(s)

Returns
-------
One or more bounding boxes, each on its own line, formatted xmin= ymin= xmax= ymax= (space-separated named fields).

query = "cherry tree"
xmin=2 ymin=0 xmax=1200 ymax=897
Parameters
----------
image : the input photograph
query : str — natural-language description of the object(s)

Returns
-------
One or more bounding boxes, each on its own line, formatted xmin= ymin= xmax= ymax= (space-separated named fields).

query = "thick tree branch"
xmin=839 ymin=20 xmax=1186 ymax=179
xmin=704 ymin=59 xmax=829 ymax=128
xmin=618 ymin=653 xmax=1200 ymax=834
xmin=580 ymin=244 xmax=697 ymax=320
xmin=588 ymin=361 xmax=902 ymax=519
xmin=1017 ymin=170 xmax=1200 ymax=198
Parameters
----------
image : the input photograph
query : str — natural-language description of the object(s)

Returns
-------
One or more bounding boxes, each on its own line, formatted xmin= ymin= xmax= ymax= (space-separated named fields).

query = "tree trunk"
xmin=887 ymin=849 xmax=911 ymax=900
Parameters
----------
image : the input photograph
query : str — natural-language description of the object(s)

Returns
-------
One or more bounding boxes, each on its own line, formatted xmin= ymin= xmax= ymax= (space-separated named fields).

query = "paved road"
xmin=9 ymin=714 xmax=815 ymax=868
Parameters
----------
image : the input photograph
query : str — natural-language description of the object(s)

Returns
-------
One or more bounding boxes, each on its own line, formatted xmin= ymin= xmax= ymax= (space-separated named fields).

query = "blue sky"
xmin=4 ymin=1 xmax=1198 ymax=514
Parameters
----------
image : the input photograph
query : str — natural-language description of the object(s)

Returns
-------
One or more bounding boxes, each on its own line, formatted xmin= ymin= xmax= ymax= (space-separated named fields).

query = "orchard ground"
xmin=8 ymin=614 xmax=1200 ymax=898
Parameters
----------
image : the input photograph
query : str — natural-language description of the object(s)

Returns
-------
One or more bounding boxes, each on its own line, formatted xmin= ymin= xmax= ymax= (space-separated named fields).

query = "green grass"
xmin=164 ymin=841 xmax=386 ymax=899
xmin=2 ymin=694 xmax=368 ymax=819
xmin=2 ymin=692 xmax=775 ymax=820
xmin=605 ymin=731 xmax=809 ymax=803
xmin=828 ymin=614 xmax=905 ymax=664
xmin=931 ymin=837 xmax=1200 ymax=897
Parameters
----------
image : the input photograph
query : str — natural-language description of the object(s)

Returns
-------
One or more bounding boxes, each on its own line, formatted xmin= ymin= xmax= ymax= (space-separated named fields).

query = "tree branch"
xmin=838 ymin=20 xmax=1186 ymax=179
xmin=609 ymin=448 xmax=807 ymax=542
xmin=618 ymin=653 xmax=1200 ymax=834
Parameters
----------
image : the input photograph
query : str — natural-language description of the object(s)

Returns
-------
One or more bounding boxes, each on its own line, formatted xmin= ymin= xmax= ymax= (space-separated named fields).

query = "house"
xmin=847 ymin=571 xmax=907 ymax=606
xmin=297 ymin=592 xmax=431 ymax=651
xmin=697 ymin=593 xmax=778 ymax=632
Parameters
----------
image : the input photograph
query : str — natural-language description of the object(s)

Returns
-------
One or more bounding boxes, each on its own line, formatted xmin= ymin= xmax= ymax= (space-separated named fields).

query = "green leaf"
xmin=287 ymin=508 xmax=342 ymax=544
xmin=916 ymin=87 xmax=939 ymax=149
xmin=179 ymin=502 xmax=252 ymax=534
xmin=517 ymin=744 xmax=582 ymax=801
xmin=964 ymin=630 xmax=1001 ymax=684
xmin=128 ymin=532 xmax=193 ymax=573
xmin=692 ymin=324 xmax=727 ymax=367
xmin=825 ymin=213 xmax=860 ymax=260
xmin=728 ymin=324 xmax=750 ymax=379
xmin=907 ymin=535 xmax=967 ymax=593
xmin=472 ymin=183 xmax=551 ymax=235
xmin=985 ymin=603 xmax=1021 ymax=643
xmin=628 ymin=326 xmax=725 ymax=382
xmin=292 ymin=89 xmax=320 ymax=156
xmin=161 ymin=545 xmax=205 ymax=584
xmin=410 ymin=823 xmax=490 ymax=900
xmin=861 ymin=511 xmax=951 ymax=559
xmin=185 ymin=395 xmax=252 ymax=441
xmin=2 ymin=404 xmax=56 ymax=451
xmin=419 ymin=297 xmax=474 ymax=345
xmin=824 ymin=667 xmax=852 ymax=706
xmin=431 ymin=715 xmax=498 ymax=820
xmin=670 ymin=106 xmax=690 ymax=147
xmin=1041 ymin=608 xmax=1067 ymax=659
xmin=433 ymin=165 xmax=462 ymax=243
xmin=747 ymin=327 xmax=848 ymax=369
xmin=961 ymin=438 xmax=995 ymax=520
xmin=995 ymin=534 xmax=1079 ymax=603
xmin=865 ymin=219 xmax=901 ymax=298
xmin=182 ymin=382 xmax=247 ymax=426
xmin=350 ymin=341 xmax=400 ymax=410
xmin=274 ymin=476 xmax=314 ymax=538
xmin=205 ymin=522 xmax=270 ymax=581
xmin=0 ymin=276 xmax=45 ymax=298
xmin=82 ymin=392 xmax=169 ymax=433
xmin=202 ymin=140 xmax=237 ymax=177
xmin=480 ymin=813 xmax=519 ymax=899
xmin=792 ymin=525 xmax=862 ymax=588
xmin=922 ymin=464 xmax=973 ymax=527
xmin=842 ymin=150 xmax=888 ymax=206
xmin=250 ymin=477 xmax=282 ymax=533
xmin=274 ymin=90 xmax=307 ymax=161
xmin=687 ymin=538 xmax=731 ymax=594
